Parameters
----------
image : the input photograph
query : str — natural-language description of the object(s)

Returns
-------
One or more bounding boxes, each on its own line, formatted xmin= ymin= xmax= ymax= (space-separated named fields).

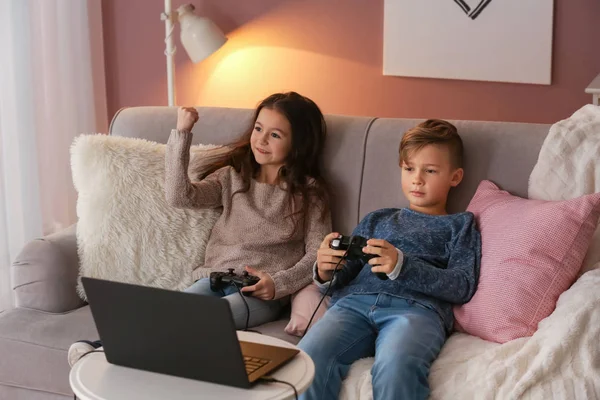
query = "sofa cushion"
xmin=360 ymin=118 xmax=550 ymax=217
xmin=71 ymin=135 xmax=224 ymax=300
xmin=0 ymin=307 xmax=97 ymax=396
xmin=256 ymin=317 xmax=300 ymax=345
xmin=0 ymin=385 xmax=69 ymax=400
xmin=110 ymin=107 xmax=377 ymax=235
xmin=454 ymin=180 xmax=600 ymax=343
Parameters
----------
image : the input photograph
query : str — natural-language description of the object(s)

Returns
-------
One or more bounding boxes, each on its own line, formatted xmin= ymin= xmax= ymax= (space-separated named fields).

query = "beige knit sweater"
xmin=165 ymin=129 xmax=331 ymax=299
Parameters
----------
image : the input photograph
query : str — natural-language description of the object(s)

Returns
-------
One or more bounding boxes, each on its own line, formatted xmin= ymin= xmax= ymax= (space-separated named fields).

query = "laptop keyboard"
xmin=244 ymin=356 xmax=270 ymax=375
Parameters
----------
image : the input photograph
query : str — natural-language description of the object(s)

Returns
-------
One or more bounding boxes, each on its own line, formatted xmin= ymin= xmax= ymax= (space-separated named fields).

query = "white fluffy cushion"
xmin=71 ymin=134 xmax=224 ymax=300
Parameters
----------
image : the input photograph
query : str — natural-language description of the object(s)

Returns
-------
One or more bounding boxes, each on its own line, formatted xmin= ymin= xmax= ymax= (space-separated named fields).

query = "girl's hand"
xmin=363 ymin=239 xmax=398 ymax=275
xmin=241 ymin=266 xmax=275 ymax=300
xmin=177 ymin=106 xmax=199 ymax=132
xmin=316 ymin=232 xmax=347 ymax=282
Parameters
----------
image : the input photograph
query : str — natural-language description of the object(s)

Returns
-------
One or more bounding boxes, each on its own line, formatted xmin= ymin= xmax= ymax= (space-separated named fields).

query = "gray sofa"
xmin=0 ymin=106 xmax=550 ymax=399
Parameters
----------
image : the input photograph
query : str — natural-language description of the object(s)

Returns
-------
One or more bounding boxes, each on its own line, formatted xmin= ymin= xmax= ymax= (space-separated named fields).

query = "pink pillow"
xmin=285 ymin=282 xmax=330 ymax=337
xmin=454 ymin=180 xmax=600 ymax=343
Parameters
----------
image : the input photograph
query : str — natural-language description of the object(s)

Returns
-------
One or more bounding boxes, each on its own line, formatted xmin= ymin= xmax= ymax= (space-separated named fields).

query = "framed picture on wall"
xmin=383 ymin=0 xmax=554 ymax=85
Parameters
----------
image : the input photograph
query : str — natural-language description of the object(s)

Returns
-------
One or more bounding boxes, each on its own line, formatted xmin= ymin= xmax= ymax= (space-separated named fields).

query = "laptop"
xmin=81 ymin=277 xmax=299 ymax=389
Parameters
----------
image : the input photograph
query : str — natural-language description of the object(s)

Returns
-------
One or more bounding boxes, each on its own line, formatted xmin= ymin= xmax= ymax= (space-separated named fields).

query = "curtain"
xmin=0 ymin=0 xmax=107 ymax=312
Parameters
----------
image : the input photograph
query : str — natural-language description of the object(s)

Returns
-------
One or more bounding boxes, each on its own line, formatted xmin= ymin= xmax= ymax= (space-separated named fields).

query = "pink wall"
xmin=101 ymin=0 xmax=600 ymax=124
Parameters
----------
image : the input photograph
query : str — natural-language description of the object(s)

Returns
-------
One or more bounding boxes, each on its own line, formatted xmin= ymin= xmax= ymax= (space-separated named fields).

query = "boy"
xmin=298 ymin=119 xmax=481 ymax=400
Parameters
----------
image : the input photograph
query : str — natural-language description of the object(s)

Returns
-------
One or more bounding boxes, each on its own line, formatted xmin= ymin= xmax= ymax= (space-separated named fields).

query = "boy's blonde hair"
xmin=399 ymin=119 xmax=463 ymax=168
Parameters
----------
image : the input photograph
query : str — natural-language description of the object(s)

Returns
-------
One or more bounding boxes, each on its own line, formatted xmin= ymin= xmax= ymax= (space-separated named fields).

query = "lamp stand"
xmin=161 ymin=0 xmax=176 ymax=106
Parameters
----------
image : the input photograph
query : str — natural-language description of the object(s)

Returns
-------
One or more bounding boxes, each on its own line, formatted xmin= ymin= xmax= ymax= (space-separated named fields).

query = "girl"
xmin=68 ymin=92 xmax=331 ymax=367
xmin=167 ymin=92 xmax=331 ymax=329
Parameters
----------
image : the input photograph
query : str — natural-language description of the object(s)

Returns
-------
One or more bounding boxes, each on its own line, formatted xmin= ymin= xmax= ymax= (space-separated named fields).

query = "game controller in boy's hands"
xmin=329 ymin=235 xmax=389 ymax=280
xmin=209 ymin=268 xmax=261 ymax=295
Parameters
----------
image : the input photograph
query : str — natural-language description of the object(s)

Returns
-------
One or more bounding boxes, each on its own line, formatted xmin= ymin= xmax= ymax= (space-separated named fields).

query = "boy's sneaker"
xmin=67 ymin=340 xmax=102 ymax=367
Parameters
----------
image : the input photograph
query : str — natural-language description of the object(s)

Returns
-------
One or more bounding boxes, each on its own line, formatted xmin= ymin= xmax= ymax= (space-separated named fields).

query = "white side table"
xmin=585 ymin=72 xmax=600 ymax=106
xmin=70 ymin=331 xmax=314 ymax=400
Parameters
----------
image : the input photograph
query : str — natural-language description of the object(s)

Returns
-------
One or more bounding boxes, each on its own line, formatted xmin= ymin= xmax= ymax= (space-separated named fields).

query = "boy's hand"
xmin=241 ymin=266 xmax=275 ymax=300
xmin=363 ymin=239 xmax=398 ymax=276
xmin=316 ymin=232 xmax=347 ymax=282
xmin=177 ymin=106 xmax=199 ymax=131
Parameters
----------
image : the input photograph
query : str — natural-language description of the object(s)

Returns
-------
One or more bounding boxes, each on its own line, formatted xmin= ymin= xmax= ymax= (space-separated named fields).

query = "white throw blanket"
xmin=340 ymin=269 xmax=600 ymax=400
xmin=529 ymin=104 xmax=600 ymax=274
xmin=339 ymin=105 xmax=600 ymax=399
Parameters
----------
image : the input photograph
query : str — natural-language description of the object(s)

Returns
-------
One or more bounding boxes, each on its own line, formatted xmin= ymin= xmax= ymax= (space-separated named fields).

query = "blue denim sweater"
xmin=327 ymin=208 xmax=481 ymax=333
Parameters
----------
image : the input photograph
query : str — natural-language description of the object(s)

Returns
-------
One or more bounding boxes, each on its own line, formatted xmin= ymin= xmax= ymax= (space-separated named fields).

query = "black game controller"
xmin=210 ymin=268 xmax=261 ymax=296
xmin=330 ymin=235 xmax=389 ymax=280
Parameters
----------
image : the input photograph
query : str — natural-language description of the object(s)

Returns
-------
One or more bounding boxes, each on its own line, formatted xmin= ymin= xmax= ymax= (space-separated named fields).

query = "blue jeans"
xmin=298 ymin=294 xmax=446 ymax=400
xmin=185 ymin=278 xmax=288 ymax=330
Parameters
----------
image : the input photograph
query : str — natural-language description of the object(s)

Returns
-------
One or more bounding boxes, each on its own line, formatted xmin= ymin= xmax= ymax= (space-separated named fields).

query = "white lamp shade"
xmin=177 ymin=4 xmax=227 ymax=64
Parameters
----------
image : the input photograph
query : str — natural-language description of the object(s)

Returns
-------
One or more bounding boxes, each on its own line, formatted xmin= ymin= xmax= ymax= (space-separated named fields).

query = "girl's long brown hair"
xmin=196 ymin=92 xmax=329 ymax=237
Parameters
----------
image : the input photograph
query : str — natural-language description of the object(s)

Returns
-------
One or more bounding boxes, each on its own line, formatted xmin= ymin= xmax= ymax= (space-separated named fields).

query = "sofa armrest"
xmin=11 ymin=224 xmax=85 ymax=313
